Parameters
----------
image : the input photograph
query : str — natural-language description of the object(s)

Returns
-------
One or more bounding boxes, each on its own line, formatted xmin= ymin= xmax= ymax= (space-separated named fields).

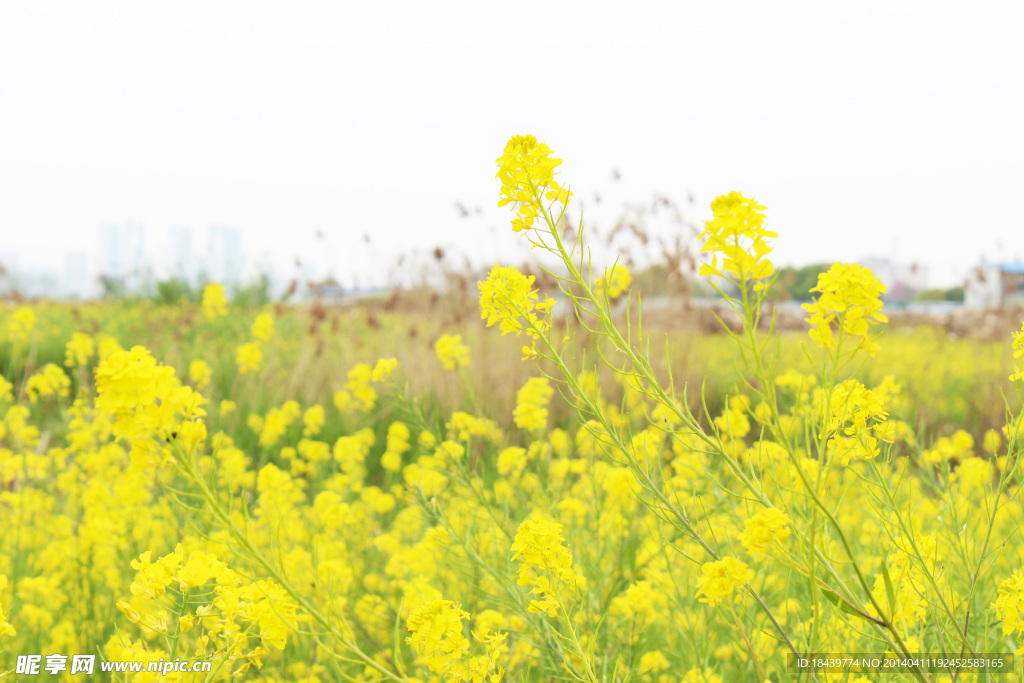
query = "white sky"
xmin=1 ymin=1 xmax=1022 ymax=288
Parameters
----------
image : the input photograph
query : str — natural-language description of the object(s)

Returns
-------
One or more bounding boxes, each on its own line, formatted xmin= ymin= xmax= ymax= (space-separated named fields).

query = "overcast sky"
xmin=1 ymin=1 xmax=1022 ymax=288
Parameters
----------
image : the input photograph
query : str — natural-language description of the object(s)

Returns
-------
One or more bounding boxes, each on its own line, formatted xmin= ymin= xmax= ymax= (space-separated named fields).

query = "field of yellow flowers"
xmin=2 ymin=136 xmax=1024 ymax=682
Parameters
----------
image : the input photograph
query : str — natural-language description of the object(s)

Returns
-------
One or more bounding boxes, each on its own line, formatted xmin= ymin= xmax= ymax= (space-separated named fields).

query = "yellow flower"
xmin=406 ymin=599 xmax=471 ymax=673
xmin=64 ymin=332 xmax=95 ymax=367
xmin=337 ymin=362 xmax=377 ymax=412
xmin=696 ymin=556 xmax=753 ymax=606
xmin=219 ymin=399 xmax=237 ymax=416
xmin=176 ymin=550 xmax=226 ymax=590
xmin=202 ymin=282 xmax=228 ymax=319
xmin=683 ymin=668 xmax=723 ymax=683
xmin=130 ymin=546 xmax=184 ymax=599
xmin=739 ymin=508 xmax=791 ymax=557
xmin=25 ymin=364 xmax=71 ymax=403
xmin=251 ymin=311 xmax=275 ymax=342
xmin=1011 ymin=321 xmax=1024 ymax=382
xmin=802 ymin=262 xmax=887 ymax=357
xmin=236 ymin=342 xmax=263 ymax=374
xmin=95 ymin=347 xmax=176 ymax=411
xmin=496 ymin=134 xmax=571 ymax=233
xmin=511 ymin=517 xmax=583 ymax=616
xmin=594 ymin=265 xmax=632 ymax=300
xmin=302 ymin=405 xmax=325 ymax=436
xmin=6 ymin=307 xmax=35 ymax=342
xmin=382 ymin=421 xmax=411 ymax=472
xmin=993 ymin=569 xmax=1024 ymax=636
xmin=638 ymin=650 xmax=671 ymax=675
xmin=479 ymin=265 xmax=554 ymax=357
xmin=514 ymin=377 xmax=554 ymax=431
xmin=698 ymin=192 xmax=776 ymax=289
xmin=0 ymin=574 xmax=15 ymax=637
xmin=435 ymin=334 xmax=470 ymax=370
xmin=189 ymin=359 xmax=212 ymax=390
xmin=371 ymin=357 xmax=398 ymax=381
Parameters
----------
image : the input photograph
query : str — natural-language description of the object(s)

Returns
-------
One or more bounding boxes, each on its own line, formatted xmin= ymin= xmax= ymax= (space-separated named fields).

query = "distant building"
xmin=62 ymin=252 xmax=88 ymax=298
xmin=99 ymin=222 xmax=148 ymax=294
xmin=171 ymin=227 xmax=198 ymax=285
xmin=858 ymin=257 xmax=929 ymax=302
xmin=965 ymin=263 xmax=1024 ymax=309
xmin=207 ymin=226 xmax=242 ymax=290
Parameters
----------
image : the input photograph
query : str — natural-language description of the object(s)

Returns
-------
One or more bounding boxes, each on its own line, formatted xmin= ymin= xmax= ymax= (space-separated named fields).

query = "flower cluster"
xmin=251 ymin=311 xmax=275 ymax=342
xmin=514 ymin=377 xmax=554 ymax=431
xmin=822 ymin=379 xmax=889 ymax=466
xmin=803 ymin=262 xmax=888 ymax=357
xmin=406 ymin=599 xmax=471 ymax=673
xmin=94 ymin=345 xmax=206 ymax=445
xmin=436 ymin=333 xmax=470 ymax=370
xmin=478 ymin=266 xmax=554 ymax=359
xmin=5 ymin=307 xmax=35 ymax=342
xmin=696 ymin=557 xmax=754 ymax=606
xmin=382 ymin=420 xmax=411 ymax=472
xmin=64 ymin=332 xmax=95 ymax=368
xmin=496 ymin=134 xmax=570 ymax=233
xmin=698 ymin=192 xmax=776 ymax=289
xmin=236 ymin=341 xmax=263 ymax=374
xmin=993 ymin=570 xmax=1024 ymax=644
xmin=594 ymin=265 xmax=632 ymax=301
xmin=201 ymin=282 xmax=228 ymax=320
xmin=511 ymin=518 xmax=583 ymax=617
xmin=739 ymin=508 xmax=791 ymax=557
xmin=189 ymin=359 xmax=213 ymax=390
xmin=119 ymin=544 xmax=298 ymax=669
xmin=25 ymin=364 xmax=70 ymax=403
xmin=333 ymin=359 xmax=396 ymax=413
xmin=0 ymin=574 xmax=15 ymax=638
xmin=1011 ymin=321 xmax=1024 ymax=382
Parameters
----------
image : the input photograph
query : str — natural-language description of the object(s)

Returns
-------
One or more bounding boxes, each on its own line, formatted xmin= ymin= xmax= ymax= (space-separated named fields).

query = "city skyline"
xmin=2 ymin=2 xmax=1021 ymax=295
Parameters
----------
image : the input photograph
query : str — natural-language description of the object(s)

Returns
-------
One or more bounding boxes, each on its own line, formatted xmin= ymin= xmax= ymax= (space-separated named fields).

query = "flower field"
xmin=2 ymin=136 xmax=1024 ymax=682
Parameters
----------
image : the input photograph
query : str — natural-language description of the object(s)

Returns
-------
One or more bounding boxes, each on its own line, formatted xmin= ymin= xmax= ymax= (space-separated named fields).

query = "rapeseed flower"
xmin=803 ymin=263 xmax=887 ymax=357
xmin=302 ymin=405 xmax=325 ymax=436
xmin=496 ymin=134 xmax=571 ymax=233
xmin=696 ymin=557 xmax=753 ymax=606
xmin=0 ymin=575 xmax=15 ymax=637
xmin=993 ymin=570 xmax=1024 ymax=638
xmin=511 ymin=518 xmax=583 ymax=616
xmin=1011 ymin=321 xmax=1024 ymax=382
xmin=382 ymin=421 xmax=411 ymax=472
xmin=64 ymin=332 xmax=95 ymax=367
xmin=252 ymin=311 xmax=274 ymax=342
xmin=202 ymin=282 xmax=228 ymax=319
xmin=236 ymin=342 xmax=263 ymax=374
xmin=594 ymin=265 xmax=632 ymax=300
xmin=514 ymin=377 xmax=554 ymax=431
xmin=739 ymin=508 xmax=791 ymax=557
xmin=479 ymin=265 xmax=554 ymax=358
xmin=435 ymin=333 xmax=470 ymax=370
xmin=6 ymin=307 xmax=35 ymax=342
xmin=25 ymin=364 xmax=70 ymax=403
xmin=189 ymin=358 xmax=212 ymax=390
xmin=406 ymin=599 xmax=471 ymax=673
xmin=698 ymin=192 xmax=776 ymax=289
xmin=371 ymin=357 xmax=397 ymax=381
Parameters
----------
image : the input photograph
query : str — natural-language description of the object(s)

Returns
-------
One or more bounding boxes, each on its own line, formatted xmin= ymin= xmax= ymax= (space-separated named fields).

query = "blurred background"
xmin=1 ymin=1 xmax=1022 ymax=310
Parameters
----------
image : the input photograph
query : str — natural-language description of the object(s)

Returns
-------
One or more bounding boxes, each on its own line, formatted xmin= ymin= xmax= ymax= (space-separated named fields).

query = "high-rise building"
xmin=171 ymin=227 xmax=197 ymax=285
xmin=207 ymin=226 xmax=242 ymax=290
xmin=62 ymin=252 xmax=88 ymax=298
xmin=99 ymin=222 xmax=147 ymax=294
